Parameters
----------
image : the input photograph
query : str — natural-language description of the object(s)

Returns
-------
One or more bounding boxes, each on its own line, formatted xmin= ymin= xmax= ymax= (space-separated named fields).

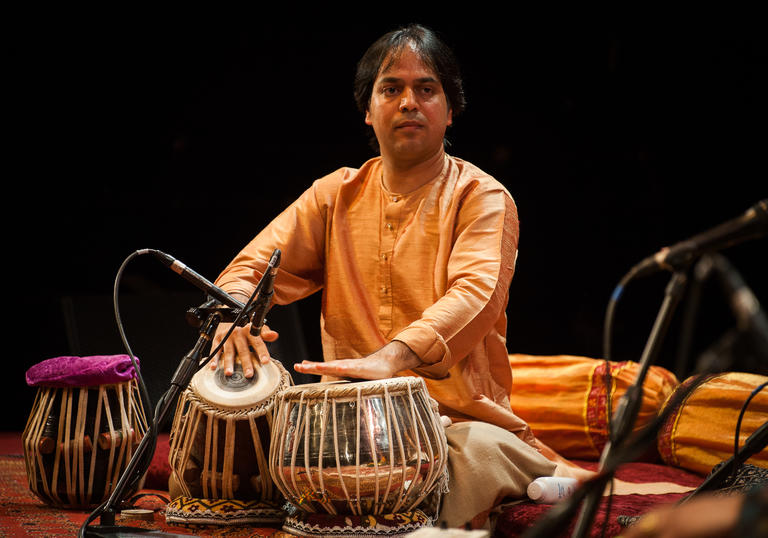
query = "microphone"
xmin=249 ymin=249 xmax=281 ymax=337
xmin=628 ymin=199 xmax=768 ymax=279
xmin=141 ymin=249 xmax=244 ymax=311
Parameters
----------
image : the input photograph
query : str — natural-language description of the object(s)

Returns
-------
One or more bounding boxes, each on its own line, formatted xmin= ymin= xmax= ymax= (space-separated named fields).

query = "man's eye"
xmin=382 ymin=87 xmax=398 ymax=96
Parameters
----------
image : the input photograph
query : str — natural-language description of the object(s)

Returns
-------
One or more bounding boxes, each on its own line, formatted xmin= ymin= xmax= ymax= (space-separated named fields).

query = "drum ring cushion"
xmin=165 ymin=497 xmax=286 ymax=526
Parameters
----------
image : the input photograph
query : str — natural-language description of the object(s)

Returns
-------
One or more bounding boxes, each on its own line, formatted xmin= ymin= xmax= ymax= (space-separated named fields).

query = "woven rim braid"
xmin=279 ymin=376 xmax=425 ymax=400
xmin=184 ymin=360 xmax=292 ymax=418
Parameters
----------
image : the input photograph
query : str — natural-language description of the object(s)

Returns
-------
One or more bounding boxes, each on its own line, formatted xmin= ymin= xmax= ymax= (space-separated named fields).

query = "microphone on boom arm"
xmin=142 ymin=249 xmax=245 ymax=311
xmin=628 ymin=199 xmax=768 ymax=279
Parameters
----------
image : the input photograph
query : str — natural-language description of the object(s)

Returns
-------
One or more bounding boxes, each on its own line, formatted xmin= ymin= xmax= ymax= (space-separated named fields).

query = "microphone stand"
xmin=521 ymin=367 xmax=711 ymax=538
xmin=80 ymin=309 xmax=224 ymax=536
xmin=525 ymin=243 xmax=766 ymax=536
xmin=79 ymin=249 xmax=282 ymax=536
xmin=570 ymin=270 xmax=690 ymax=538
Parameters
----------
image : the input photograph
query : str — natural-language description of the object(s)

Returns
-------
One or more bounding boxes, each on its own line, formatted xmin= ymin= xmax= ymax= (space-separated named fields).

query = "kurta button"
xmin=381 ymin=253 xmax=388 ymax=261
xmin=385 ymin=223 xmax=393 ymax=230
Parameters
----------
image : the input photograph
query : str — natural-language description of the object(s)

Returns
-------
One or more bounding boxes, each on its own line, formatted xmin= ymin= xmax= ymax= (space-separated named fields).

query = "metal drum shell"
xmin=269 ymin=376 xmax=448 ymax=515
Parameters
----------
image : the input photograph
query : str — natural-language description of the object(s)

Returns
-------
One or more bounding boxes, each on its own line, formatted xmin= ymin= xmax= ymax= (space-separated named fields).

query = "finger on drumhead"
xmin=247 ymin=338 xmax=272 ymax=366
xmin=243 ymin=344 xmax=267 ymax=365
xmin=218 ymin=350 xmax=236 ymax=377
xmin=236 ymin=353 xmax=254 ymax=378
xmin=209 ymin=348 xmax=223 ymax=370
xmin=232 ymin=341 xmax=254 ymax=378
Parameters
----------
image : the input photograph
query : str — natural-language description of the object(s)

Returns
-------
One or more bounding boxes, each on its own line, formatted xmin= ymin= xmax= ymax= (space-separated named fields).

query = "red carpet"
xmin=1 ymin=432 xmax=705 ymax=537
xmin=0 ymin=432 xmax=282 ymax=536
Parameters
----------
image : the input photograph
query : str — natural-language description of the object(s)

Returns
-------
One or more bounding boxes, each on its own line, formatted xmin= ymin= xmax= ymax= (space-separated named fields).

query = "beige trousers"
xmin=437 ymin=421 xmax=558 ymax=529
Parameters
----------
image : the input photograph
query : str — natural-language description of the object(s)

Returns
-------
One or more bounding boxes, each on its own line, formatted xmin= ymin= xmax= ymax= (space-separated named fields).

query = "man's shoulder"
xmin=313 ymin=157 xmax=381 ymax=193
xmin=447 ymin=155 xmax=512 ymax=199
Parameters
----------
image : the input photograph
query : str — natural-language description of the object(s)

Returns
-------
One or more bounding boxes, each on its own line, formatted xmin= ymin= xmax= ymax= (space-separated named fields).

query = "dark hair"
xmin=353 ymin=24 xmax=466 ymax=150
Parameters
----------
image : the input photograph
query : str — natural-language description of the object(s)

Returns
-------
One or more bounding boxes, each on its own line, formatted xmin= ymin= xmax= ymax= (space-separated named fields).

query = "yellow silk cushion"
xmin=508 ymin=354 xmax=679 ymax=460
xmin=657 ymin=372 xmax=768 ymax=475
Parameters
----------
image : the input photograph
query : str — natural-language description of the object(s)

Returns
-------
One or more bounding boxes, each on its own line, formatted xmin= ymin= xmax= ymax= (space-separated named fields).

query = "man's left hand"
xmin=294 ymin=340 xmax=422 ymax=380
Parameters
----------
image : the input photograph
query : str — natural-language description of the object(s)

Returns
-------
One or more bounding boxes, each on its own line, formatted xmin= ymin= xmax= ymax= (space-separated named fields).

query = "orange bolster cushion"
xmin=508 ymin=354 xmax=679 ymax=460
xmin=657 ymin=372 xmax=768 ymax=475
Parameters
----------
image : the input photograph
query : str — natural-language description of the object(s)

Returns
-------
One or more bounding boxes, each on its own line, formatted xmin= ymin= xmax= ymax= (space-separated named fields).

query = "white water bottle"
xmin=527 ymin=476 xmax=579 ymax=504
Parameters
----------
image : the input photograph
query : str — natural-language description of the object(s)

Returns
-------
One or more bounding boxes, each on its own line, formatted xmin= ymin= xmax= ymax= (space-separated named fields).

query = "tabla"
xmin=22 ymin=379 xmax=148 ymax=508
xmin=168 ymin=360 xmax=291 ymax=502
xmin=269 ymin=376 xmax=448 ymax=516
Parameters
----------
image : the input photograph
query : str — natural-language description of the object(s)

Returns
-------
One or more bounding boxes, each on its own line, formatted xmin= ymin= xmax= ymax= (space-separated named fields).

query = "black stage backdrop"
xmin=5 ymin=13 xmax=766 ymax=431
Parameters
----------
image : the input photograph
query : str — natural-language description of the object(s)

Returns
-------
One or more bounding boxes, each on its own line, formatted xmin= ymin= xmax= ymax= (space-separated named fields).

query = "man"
xmin=209 ymin=24 xmax=557 ymax=528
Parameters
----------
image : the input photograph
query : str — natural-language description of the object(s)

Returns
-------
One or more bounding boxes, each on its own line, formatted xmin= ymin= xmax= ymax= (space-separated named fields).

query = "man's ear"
xmin=365 ymin=109 xmax=372 ymax=126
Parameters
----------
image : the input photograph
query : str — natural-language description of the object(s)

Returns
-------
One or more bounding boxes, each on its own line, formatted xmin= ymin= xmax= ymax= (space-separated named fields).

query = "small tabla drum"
xmin=168 ymin=359 xmax=291 ymax=503
xmin=269 ymin=376 xmax=448 ymax=516
xmin=22 ymin=355 xmax=149 ymax=509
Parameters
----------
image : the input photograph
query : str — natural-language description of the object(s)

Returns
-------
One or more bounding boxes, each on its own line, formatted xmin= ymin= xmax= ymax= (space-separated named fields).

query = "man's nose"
xmin=399 ymin=87 xmax=418 ymax=111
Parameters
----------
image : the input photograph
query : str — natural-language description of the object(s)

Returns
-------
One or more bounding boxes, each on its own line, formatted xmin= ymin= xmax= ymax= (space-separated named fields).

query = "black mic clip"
xmin=185 ymin=297 xmax=246 ymax=328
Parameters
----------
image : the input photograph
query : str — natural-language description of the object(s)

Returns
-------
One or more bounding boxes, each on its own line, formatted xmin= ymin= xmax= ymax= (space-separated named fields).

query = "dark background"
xmin=5 ymin=14 xmax=766 ymax=431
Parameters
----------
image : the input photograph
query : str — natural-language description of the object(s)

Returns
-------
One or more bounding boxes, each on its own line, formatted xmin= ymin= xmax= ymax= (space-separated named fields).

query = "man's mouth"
xmin=395 ymin=120 xmax=423 ymax=130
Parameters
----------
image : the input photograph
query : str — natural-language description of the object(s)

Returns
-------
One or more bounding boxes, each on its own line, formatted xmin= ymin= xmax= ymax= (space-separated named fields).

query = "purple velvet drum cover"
xmin=25 ymin=354 xmax=140 ymax=387
xmin=22 ymin=354 xmax=148 ymax=508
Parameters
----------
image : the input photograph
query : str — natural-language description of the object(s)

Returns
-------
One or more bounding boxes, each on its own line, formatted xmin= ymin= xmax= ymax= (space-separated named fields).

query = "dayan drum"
xmin=22 ymin=355 xmax=149 ymax=509
xmin=269 ymin=376 xmax=448 ymax=516
xmin=168 ymin=359 xmax=291 ymax=502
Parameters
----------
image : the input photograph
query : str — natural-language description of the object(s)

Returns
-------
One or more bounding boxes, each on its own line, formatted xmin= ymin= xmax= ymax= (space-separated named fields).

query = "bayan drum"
xmin=269 ymin=376 xmax=448 ymax=516
xmin=23 ymin=368 xmax=148 ymax=509
xmin=168 ymin=360 xmax=291 ymax=503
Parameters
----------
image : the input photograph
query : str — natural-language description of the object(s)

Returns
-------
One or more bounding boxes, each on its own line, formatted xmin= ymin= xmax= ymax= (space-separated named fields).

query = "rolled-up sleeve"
xmin=394 ymin=190 xmax=518 ymax=375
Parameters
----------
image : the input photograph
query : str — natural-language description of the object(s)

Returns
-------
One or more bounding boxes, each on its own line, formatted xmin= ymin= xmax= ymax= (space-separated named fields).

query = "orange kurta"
xmin=215 ymin=154 xmax=533 ymax=443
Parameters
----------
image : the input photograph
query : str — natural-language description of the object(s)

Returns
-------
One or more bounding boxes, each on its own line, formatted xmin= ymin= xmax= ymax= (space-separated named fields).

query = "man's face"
xmin=365 ymin=45 xmax=453 ymax=167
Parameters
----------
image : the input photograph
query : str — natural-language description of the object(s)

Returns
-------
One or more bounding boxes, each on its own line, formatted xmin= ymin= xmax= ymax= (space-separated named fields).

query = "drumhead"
xmin=190 ymin=361 xmax=284 ymax=409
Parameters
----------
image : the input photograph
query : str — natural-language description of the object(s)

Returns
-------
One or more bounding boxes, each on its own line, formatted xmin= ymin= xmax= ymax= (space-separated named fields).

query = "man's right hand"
xmin=209 ymin=322 xmax=279 ymax=378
